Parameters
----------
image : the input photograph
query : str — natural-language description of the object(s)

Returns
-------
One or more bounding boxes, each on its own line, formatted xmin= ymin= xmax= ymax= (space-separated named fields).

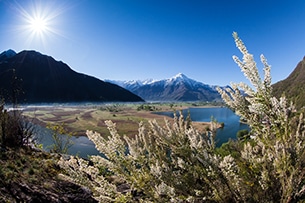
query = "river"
xmin=33 ymin=106 xmax=248 ymax=158
xmin=155 ymin=107 xmax=249 ymax=146
xmin=33 ymin=124 xmax=101 ymax=158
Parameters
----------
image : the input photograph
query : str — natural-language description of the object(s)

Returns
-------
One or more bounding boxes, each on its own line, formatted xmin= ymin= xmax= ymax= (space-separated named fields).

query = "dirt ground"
xmin=23 ymin=103 xmax=213 ymax=138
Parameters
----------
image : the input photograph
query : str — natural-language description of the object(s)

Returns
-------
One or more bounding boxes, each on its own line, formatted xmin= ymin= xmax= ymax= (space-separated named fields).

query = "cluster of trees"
xmin=136 ymin=104 xmax=158 ymax=111
xmin=57 ymin=33 xmax=305 ymax=202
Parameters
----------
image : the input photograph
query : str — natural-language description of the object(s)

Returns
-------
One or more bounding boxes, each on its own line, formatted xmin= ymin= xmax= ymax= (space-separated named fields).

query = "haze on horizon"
xmin=0 ymin=0 xmax=305 ymax=86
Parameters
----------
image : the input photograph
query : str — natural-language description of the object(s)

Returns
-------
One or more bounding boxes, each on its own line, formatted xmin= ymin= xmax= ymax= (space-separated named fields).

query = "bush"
xmin=60 ymin=116 xmax=223 ymax=202
xmin=137 ymin=104 xmax=156 ymax=111
xmin=47 ymin=123 xmax=73 ymax=154
xmin=58 ymin=33 xmax=305 ymax=202
xmin=0 ymin=102 xmax=34 ymax=149
xmin=236 ymin=129 xmax=249 ymax=140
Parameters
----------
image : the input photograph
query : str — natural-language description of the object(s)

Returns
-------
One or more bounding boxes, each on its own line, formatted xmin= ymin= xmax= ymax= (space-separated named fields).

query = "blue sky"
xmin=1 ymin=0 xmax=305 ymax=86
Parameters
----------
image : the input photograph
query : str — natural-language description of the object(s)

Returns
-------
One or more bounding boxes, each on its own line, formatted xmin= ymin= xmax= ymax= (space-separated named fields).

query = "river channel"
xmin=34 ymin=106 xmax=249 ymax=158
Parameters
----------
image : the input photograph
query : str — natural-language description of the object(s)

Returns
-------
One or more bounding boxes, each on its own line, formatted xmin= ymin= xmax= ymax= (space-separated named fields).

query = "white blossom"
xmin=57 ymin=32 xmax=305 ymax=202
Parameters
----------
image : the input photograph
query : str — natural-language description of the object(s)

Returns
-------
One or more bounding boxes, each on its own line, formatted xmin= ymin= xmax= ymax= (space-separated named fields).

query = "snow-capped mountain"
xmin=106 ymin=73 xmax=223 ymax=102
xmin=105 ymin=78 xmax=155 ymax=90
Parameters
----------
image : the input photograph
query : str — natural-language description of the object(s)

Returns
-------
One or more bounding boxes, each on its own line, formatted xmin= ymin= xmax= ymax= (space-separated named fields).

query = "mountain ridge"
xmin=272 ymin=56 xmax=305 ymax=109
xmin=106 ymin=73 xmax=223 ymax=102
xmin=0 ymin=50 xmax=144 ymax=103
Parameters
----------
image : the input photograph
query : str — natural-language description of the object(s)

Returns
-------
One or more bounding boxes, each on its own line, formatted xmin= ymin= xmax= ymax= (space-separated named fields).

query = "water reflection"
xmin=33 ymin=124 xmax=101 ymax=158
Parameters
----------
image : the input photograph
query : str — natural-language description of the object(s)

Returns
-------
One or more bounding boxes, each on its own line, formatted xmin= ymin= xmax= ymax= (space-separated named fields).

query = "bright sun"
xmin=14 ymin=0 xmax=65 ymax=44
xmin=12 ymin=0 xmax=74 ymax=49
xmin=29 ymin=17 xmax=48 ymax=33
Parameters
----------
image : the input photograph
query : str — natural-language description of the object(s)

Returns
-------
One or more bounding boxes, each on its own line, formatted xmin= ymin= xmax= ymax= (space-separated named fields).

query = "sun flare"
xmin=12 ymin=0 xmax=69 ymax=47
xmin=29 ymin=17 xmax=48 ymax=33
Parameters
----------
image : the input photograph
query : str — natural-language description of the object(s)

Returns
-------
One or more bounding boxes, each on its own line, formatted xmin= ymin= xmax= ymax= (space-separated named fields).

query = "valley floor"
xmin=22 ymin=103 xmax=216 ymax=138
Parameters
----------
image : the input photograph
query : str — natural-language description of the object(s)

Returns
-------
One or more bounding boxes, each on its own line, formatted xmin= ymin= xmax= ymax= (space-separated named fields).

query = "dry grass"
xmin=23 ymin=104 xmax=212 ymax=138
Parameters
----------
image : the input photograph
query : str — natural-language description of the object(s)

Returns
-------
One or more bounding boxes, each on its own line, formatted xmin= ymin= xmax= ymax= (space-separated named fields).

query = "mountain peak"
xmin=167 ymin=73 xmax=196 ymax=87
xmin=172 ymin=73 xmax=188 ymax=80
xmin=0 ymin=49 xmax=17 ymax=61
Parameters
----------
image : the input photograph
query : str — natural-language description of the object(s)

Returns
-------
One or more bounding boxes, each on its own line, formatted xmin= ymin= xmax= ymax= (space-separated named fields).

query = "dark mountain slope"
xmin=0 ymin=50 xmax=143 ymax=103
xmin=0 ymin=49 xmax=16 ymax=61
xmin=272 ymin=56 xmax=305 ymax=109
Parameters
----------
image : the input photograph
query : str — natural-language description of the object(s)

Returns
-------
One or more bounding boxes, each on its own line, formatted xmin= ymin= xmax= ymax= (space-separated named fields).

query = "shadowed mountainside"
xmin=0 ymin=50 xmax=143 ymax=103
xmin=272 ymin=56 xmax=305 ymax=109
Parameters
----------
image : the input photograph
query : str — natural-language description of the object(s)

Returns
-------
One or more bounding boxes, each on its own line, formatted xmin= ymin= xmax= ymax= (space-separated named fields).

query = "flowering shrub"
xmin=216 ymin=32 xmax=305 ymax=202
xmin=58 ymin=33 xmax=305 ymax=202
xmin=60 ymin=115 xmax=231 ymax=202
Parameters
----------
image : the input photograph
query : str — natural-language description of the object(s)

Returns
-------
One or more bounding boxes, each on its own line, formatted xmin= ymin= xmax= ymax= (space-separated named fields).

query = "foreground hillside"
xmin=272 ymin=56 xmax=305 ymax=109
xmin=0 ymin=50 xmax=143 ymax=103
xmin=0 ymin=147 xmax=97 ymax=202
